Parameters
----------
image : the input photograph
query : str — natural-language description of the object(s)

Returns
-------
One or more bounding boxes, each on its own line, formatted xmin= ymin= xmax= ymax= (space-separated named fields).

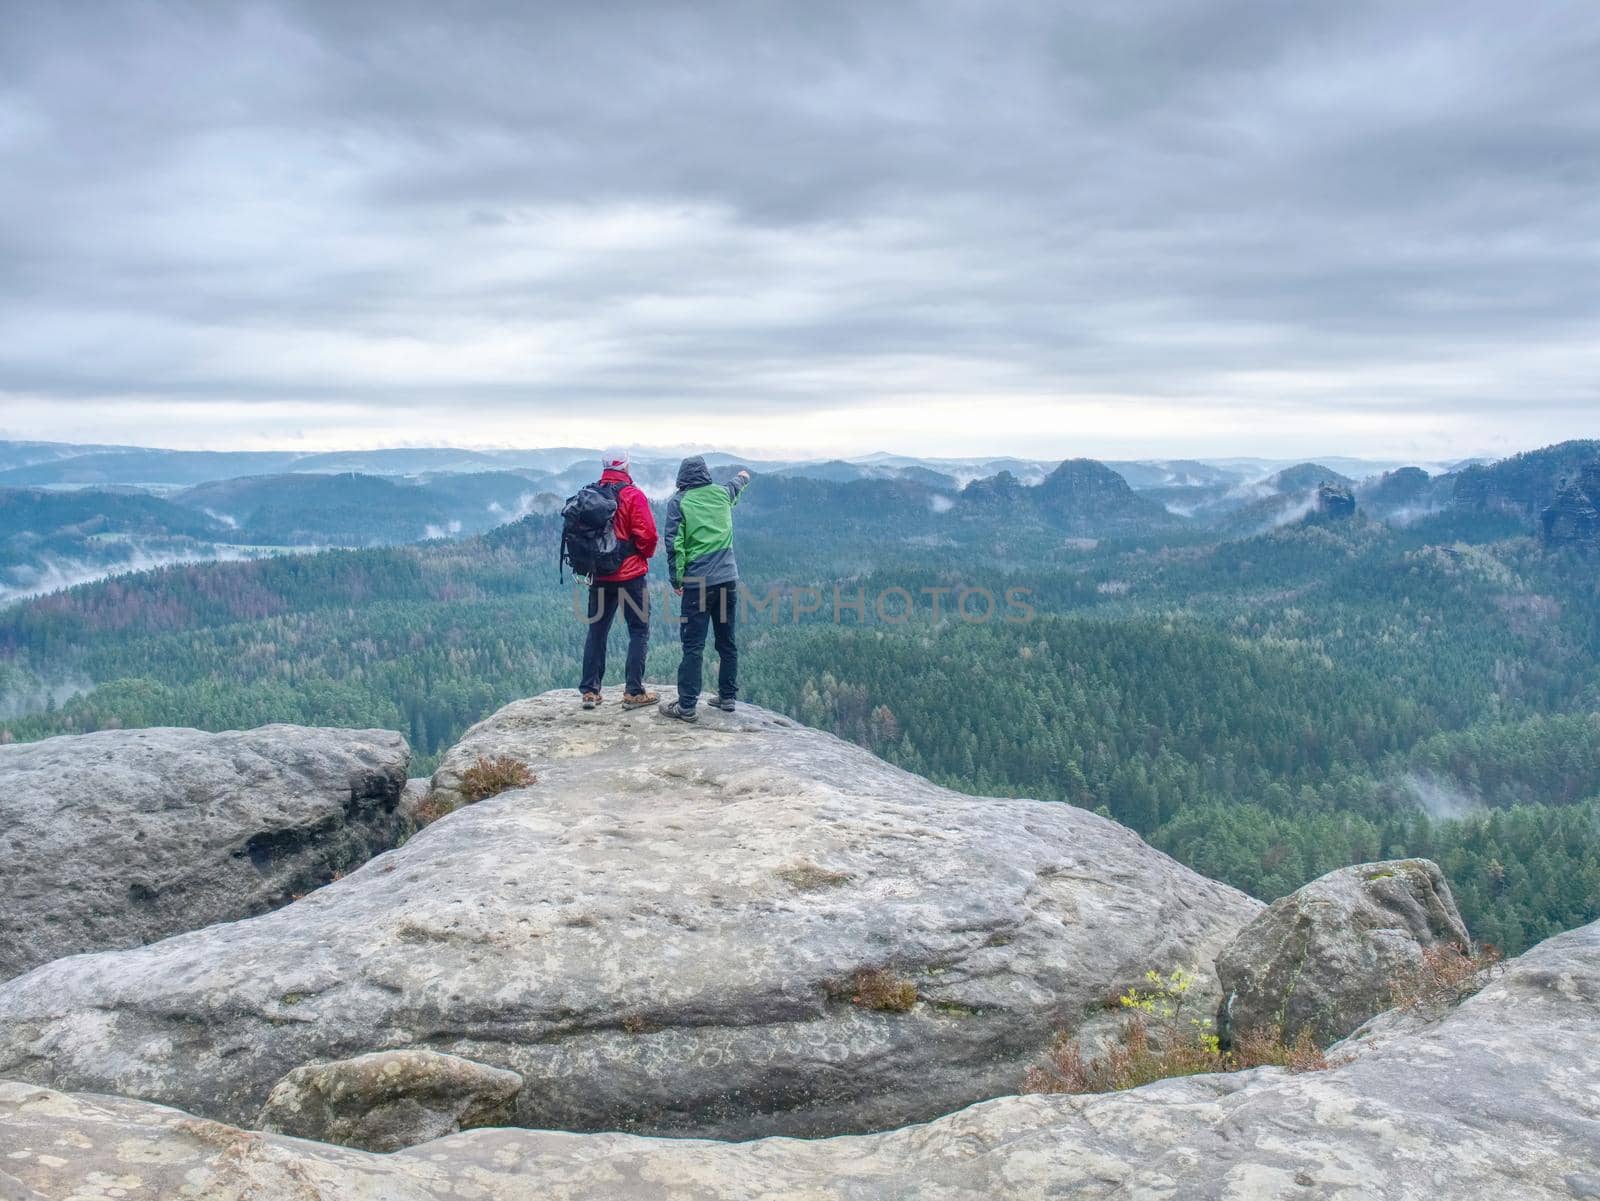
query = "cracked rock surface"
xmin=0 ymin=688 xmax=1257 ymax=1138
xmin=1 ymin=918 xmax=1595 ymax=1200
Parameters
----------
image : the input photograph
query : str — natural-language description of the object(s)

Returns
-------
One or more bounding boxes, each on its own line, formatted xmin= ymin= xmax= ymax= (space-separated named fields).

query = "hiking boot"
xmin=709 ymin=697 xmax=736 ymax=712
xmin=581 ymin=691 xmax=602 ymax=710
xmin=622 ymin=689 xmax=659 ymax=710
xmin=660 ymin=699 xmax=698 ymax=723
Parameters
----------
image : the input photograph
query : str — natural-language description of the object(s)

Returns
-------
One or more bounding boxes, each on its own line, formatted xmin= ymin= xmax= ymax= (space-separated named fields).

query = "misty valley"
xmin=1 ymin=437 xmax=1597 ymax=960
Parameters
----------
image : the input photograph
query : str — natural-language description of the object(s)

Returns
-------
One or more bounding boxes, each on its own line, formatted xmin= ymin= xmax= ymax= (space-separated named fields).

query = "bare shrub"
xmin=1024 ymin=1016 xmax=1328 ymax=1096
xmin=1389 ymin=942 xmax=1503 ymax=1014
xmin=1230 ymin=1023 xmax=1329 ymax=1074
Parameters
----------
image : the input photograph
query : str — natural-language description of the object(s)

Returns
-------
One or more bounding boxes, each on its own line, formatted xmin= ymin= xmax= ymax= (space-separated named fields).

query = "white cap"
xmin=602 ymin=449 xmax=631 ymax=473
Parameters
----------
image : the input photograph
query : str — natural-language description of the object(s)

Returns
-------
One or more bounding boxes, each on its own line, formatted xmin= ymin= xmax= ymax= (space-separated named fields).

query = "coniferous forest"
xmin=2 ymin=449 xmax=1598 ymax=956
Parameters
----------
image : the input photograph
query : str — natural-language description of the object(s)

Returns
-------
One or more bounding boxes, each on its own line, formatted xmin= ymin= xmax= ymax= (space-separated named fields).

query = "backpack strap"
xmin=604 ymin=480 xmax=635 ymax=562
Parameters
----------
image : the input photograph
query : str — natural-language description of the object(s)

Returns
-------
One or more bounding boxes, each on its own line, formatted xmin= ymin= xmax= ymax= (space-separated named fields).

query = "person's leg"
xmin=620 ymin=577 xmax=651 ymax=696
xmin=579 ymin=584 xmax=619 ymax=695
xmin=676 ymin=580 xmax=710 ymax=710
xmin=711 ymin=582 xmax=738 ymax=702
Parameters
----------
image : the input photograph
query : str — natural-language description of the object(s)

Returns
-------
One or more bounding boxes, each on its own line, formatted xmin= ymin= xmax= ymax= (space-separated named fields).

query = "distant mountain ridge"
xmin=0 ymin=439 xmax=1460 ymax=493
xmin=1451 ymin=440 xmax=1600 ymax=519
xmin=5 ymin=438 xmax=1597 ymax=603
xmin=960 ymin=459 xmax=1179 ymax=534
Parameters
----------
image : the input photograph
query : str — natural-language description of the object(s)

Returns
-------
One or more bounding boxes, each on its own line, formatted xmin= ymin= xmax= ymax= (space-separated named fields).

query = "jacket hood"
xmin=676 ymin=456 xmax=713 ymax=489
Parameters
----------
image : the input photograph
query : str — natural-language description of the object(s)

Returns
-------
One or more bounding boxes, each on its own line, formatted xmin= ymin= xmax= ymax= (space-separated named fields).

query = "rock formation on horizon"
xmin=1541 ymin=462 xmax=1600 ymax=551
xmin=1314 ymin=480 xmax=1358 ymax=520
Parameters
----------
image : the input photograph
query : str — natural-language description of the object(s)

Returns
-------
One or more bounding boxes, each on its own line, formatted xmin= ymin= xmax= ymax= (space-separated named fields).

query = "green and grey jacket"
xmin=663 ymin=456 xmax=750 ymax=589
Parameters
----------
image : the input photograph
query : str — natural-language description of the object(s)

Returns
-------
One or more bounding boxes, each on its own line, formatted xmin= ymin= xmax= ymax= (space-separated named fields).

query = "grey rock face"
xmin=0 ymin=688 xmax=1258 ymax=1138
xmin=1315 ymin=480 xmax=1357 ymax=519
xmin=398 ymin=776 xmax=433 ymax=828
xmin=1216 ymin=858 xmax=1471 ymax=1046
xmin=1541 ymin=464 xmax=1600 ymax=550
xmin=0 ymin=724 xmax=411 ymax=981
xmin=2 ymin=919 xmax=1595 ymax=1200
xmin=257 ymin=1049 xmax=523 ymax=1152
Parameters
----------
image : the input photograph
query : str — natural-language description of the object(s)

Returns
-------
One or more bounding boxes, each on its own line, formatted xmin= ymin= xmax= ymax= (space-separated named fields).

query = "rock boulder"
xmin=0 ymin=724 xmax=411 ymax=981
xmin=257 ymin=1049 xmax=523 ymax=1152
xmin=1216 ymin=858 xmax=1471 ymax=1046
xmin=0 ymin=688 xmax=1259 ymax=1139
xmin=1 ymin=919 xmax=1595 ymax=1200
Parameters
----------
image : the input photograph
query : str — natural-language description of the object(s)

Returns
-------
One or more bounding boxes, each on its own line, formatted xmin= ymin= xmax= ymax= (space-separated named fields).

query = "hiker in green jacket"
xmin=660 ymin=456 xmax=751 ymax=721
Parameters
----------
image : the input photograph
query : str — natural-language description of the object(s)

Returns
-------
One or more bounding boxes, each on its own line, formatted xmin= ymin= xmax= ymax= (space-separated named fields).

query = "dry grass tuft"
xmin=777 ymin=862 xmax=852 ymax=891
xmin=849 ymin=968 xmax=919 ymax=1013
xmin=411 ymin=795 xmax=457 ymax=828
xmin=458 ymin=755 xmax=537 ymax=804
xmin=1230 ymin=1023 xmax=1329 ymax=1073
xmin=1025 ymin=963 xmax=1330 ymax=1097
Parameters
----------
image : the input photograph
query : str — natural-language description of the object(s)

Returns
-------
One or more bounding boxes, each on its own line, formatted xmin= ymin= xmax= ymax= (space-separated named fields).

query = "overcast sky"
xmin=1 ymin=0 xmax=1597 ymax=460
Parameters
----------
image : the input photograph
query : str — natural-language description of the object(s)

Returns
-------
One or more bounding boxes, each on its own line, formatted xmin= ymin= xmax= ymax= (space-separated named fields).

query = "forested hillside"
xmin=3 ymin=449 xmax=1599 ymax=954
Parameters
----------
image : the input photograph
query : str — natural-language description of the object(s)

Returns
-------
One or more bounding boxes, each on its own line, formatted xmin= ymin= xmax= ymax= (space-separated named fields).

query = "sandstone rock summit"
xmin=0 ymin=724 xmax=411 ymax=981
xmin=0 ymin=687 xmax=1259 ymax=1139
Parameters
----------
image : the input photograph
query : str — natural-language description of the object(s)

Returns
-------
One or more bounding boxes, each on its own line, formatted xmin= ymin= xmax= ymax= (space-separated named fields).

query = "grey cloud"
xmin=0 ymin=0 xmax=1598 ymax=452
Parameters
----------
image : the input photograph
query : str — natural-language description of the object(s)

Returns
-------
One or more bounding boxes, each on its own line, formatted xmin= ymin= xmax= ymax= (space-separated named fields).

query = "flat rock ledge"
xmin=1 ymin=919 xmax=1595 ymax=1201
xmin=0 ymin=723 xmax=411 ymax=981
xmin=0 ymin=688 xmax=1257 ymax=1139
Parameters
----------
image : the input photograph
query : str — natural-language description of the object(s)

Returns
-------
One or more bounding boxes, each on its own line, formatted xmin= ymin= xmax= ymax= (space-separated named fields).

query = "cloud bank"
xmin=1 ymin=0 xmax=1597 ymax=457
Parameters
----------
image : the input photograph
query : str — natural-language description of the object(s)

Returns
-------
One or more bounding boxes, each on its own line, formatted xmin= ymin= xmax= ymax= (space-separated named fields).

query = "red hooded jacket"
xmin=595 ymin=468 xmax=658 ymax=583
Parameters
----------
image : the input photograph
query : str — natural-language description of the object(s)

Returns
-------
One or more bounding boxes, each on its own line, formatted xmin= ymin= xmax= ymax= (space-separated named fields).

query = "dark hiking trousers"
xmin=580 ymin=576 xmax=650 ymax=696
xmin=677 ymin=580 xmax=737 ymax=711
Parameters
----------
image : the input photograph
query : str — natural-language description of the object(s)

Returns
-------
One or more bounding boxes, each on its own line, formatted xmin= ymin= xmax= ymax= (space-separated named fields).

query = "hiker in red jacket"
xmin=580 ymin=451 xmax=659 ymax=710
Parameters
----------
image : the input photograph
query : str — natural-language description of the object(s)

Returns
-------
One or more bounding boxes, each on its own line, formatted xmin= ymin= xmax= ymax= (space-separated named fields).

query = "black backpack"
xmin=559 ymin=481 xmax=635 ymax=580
